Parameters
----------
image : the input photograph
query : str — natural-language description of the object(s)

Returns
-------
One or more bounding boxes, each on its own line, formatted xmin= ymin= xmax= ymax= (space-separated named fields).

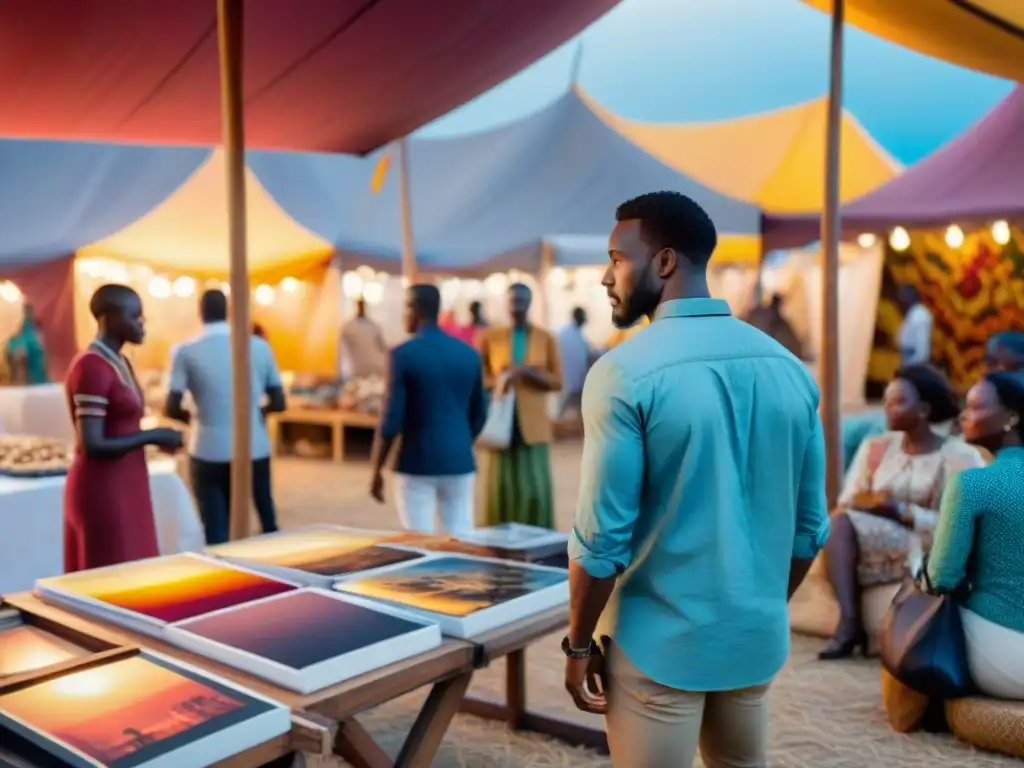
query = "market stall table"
xmin=268 ymin=408 xmax=379 ymax=463
xmin=0 ymin=384 xmax=73 ymax=442
xmin=0 ymin=458 xmax=204 ymax=593
xmin=5 ymin=592 xmax=477 ymax=768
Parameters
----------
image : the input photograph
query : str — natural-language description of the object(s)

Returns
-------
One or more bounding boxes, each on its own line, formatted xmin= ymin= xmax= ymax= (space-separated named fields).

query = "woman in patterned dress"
xmin=63 ymin=284 xmax=183 ymax=572
xmin=819 ymin=364 xmax=986 ymax=659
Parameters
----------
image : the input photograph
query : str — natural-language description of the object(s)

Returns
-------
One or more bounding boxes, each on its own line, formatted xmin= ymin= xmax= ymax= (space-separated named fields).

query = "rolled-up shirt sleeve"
xmin=568 ymin=357 xmax=643 ymax=578
xmin=794 ymin=417 xmax=830 ymax=559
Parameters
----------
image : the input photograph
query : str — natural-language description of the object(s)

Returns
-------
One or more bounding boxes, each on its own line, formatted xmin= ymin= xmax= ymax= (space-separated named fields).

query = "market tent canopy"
xmin=0 ymin=0 xmax=621 ymax=154
xmin=763 ymin=86 xmax=1024 ymax=248
xmin=0 ymin=140 xmax=206 ymax=268
xmin=583 ymin=92 xmax=901 ymax=214
xmin=250 ymin=89 xmax=763 ymax=271
xmin=80 ymin=150 xmax=335 ymax=281
xmin=802 ymin=0 xmax=1024 ymax=82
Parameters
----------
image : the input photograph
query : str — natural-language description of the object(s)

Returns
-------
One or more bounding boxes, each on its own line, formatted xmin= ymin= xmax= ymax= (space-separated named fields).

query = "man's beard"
xmin=611 ymin=268 xmax=661 ymax=329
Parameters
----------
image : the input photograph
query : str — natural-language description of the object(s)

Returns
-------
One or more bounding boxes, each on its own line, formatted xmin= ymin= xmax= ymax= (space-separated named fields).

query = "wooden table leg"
xmin=333 ymin=718 xmax=391 ymax=768
xmin=460 ymin=651 xmax=609 ymax=754
xmin=331 ymin=423 xmax=344 ymax=463
xmin=268 ymin=416 xmax=281 ymax=458
xmin=394 ymin=671 xmax=473 ymax=768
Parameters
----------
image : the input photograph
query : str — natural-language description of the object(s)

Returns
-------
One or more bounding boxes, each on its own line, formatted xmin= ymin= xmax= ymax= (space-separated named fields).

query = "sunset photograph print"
xmin=338 ymin=557 xmax=567 ymax=617
xmin=206 ymin=528 xmax=389 ymax=573
xmin=0 ymin=656 xmax=244 ymax=764
xmin=41 ymin=554 xmax=296 ymax=623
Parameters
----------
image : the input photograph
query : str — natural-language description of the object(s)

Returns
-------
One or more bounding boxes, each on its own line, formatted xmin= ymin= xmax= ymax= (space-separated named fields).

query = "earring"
xmin=1005 ymin=423 xmax=1013 ymax=433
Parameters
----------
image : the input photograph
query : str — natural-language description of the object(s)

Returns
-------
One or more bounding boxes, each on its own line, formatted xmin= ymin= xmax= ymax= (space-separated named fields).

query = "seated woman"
xmin=820 ymin=364 xmax=986 ymax=660
xmin=928 ymin=372 xmax=1024 ymax=699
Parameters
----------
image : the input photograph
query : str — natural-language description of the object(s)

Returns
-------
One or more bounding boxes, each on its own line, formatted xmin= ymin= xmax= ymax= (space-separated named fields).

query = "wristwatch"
xmin=561 ymin=635 xmax=593 ymax=659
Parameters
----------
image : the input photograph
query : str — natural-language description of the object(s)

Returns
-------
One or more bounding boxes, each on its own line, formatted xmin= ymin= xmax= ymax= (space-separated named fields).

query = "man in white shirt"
xmin=897 ymin=285 xmax=933 ymax=365
xmin=338 ymin=298 xmax=386 ymax=380
xmin=165 ymin=289 xmax=287 ymax=545
xmin=557 ymin=306 xmax=592 ymax=417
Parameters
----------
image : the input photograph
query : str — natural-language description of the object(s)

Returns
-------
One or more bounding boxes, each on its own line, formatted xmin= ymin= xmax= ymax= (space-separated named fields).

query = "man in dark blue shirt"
xmin=369 ymin=283 xmax=487 ymax=534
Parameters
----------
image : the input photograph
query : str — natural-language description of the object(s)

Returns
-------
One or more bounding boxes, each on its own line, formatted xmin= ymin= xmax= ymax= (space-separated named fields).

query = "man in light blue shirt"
xmin=563 ymin=192 xmax=829 ymax=767
xmin=166 ymin=290 xmax=286 ymax=544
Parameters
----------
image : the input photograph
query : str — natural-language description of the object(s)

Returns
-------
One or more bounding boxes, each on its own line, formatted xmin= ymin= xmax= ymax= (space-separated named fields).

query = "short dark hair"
xmin=572 ymin=306 xmax=587 ymax=325
xmin=89 ymin=283 xmax=137 ymax=320
xmin=988 ymin=331 xmax=1024 ymax=356
xmin=409 ymin=283 xmax=441 ymax=319
xmin=509 ymin=282 xmax=532 ymax=296
xmin=985 ymin=371 xmax=1024 ymax=439
xmin=200 ymin=289 xmax=228 ymax=323
xmin=895 ymin=363 xmax=959 ymax=423
xmin=615 ymin=191 xmax=718 ymax=267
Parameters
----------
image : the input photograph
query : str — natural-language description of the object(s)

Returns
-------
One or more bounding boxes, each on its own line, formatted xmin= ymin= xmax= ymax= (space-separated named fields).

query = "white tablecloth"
xmin=0 ymin=459 xmax=204 ymax=593
xmin=0 ymin=383 xmax=74 ymax=441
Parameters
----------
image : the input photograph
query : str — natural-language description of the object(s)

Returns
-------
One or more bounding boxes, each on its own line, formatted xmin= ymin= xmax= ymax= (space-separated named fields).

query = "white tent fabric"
xmin=792 ymin=244 xmax=884 ymax=409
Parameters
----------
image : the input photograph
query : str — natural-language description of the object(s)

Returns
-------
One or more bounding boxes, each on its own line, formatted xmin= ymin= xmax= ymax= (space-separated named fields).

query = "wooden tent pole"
xmin=397 ymin=137 xmax=418 ymax=283
xmin=217 ymin=0 xmax=253 ymax=540
xmin=821 ymin=0 xmax=845 ymax=507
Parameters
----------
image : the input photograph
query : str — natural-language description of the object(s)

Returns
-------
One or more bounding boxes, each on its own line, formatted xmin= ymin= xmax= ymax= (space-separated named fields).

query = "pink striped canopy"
xmin=0 ymin=0 xmax=620 ymax=153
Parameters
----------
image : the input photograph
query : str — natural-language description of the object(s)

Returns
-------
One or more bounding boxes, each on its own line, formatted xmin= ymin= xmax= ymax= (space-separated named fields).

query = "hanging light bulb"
xmin=945 ymin=225 xmax=964 ymax=249
xmin=484 ymin=273 xmax=508 ymax=295
xmin=355 ymin=264 xmax=376 ymax=281
xmin=856 ymin=233 xmax=877 ymax=249
xmin=254 ymin=284 xmax=274 ymax=306
xmin=0 ymin=282 xmax=21 ymax=303
xmin=148 ymin=276 xmax=172 ymax=299
xmin=342 ymin=272 xmax=364 ymax=299
xmin=219 ymin=282 xmax=231 ymax=297
xmin=172 ymin=275 xmax=195 ymax=298
xmin=889 ymin=227 xmax=911 ymax=252
xmin=548 ymin=267 xmax=568 ymax=288
xmin=280 ymin=276 xmax=299 ymax=293
xmin=363 ymin=281 xmax=384 ymax=306
xmin=992 ymin=220 xmax=1011 ymax=246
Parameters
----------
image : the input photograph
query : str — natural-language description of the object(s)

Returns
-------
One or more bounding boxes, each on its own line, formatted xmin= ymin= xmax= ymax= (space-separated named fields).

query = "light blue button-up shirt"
xmin=569 ymin=298 xmax=829 ymax=692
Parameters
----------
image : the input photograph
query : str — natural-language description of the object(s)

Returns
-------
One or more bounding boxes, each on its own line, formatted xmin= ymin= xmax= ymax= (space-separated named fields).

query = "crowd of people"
xmin=49 ymin=187 xmax=1022 ymax=766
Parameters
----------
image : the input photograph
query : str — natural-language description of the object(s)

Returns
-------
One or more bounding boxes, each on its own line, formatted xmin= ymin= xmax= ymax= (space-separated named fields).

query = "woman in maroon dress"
xmin=64 ymin=284 xmax=183 ymax=572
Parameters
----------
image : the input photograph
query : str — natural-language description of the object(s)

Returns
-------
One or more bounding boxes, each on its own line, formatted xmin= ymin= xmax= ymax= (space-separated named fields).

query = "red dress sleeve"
xmin=66 ymin=353 xmax=114 ymax=420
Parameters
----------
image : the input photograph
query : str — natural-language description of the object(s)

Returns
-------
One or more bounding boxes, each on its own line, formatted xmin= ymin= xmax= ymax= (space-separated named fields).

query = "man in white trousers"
xmin=369 ymin=283 xmax=487 ymax=534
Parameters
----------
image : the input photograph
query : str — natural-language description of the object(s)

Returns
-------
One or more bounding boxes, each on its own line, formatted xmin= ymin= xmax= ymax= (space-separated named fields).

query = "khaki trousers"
xmin=605 ymin=643 xmax=770 ymax=768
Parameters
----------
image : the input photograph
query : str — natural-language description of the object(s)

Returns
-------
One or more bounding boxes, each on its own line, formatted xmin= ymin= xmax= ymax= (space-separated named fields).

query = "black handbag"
xmin=878 ymin=561 xmax=974 ymax=699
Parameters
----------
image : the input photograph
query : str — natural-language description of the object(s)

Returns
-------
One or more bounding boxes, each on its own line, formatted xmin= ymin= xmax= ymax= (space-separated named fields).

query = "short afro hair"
xmin=88 ymin=283 xmax=138 ymax=321
xmin=895 ymin=363 xmax=959 ymax=424
xmin=615 ymin=191 xmax=718 ymax=268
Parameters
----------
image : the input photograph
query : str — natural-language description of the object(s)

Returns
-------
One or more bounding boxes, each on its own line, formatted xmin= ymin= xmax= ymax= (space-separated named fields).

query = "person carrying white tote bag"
xmin=477 ymin=371 xmax=515 ymax=449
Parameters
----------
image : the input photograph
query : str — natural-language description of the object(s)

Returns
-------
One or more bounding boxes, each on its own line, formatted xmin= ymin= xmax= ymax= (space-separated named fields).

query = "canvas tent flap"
xmin=803 ymin=0 xmax=1024 ymax=83
xmin=0 ymin=140 xmax=206 ymax=267
xmin=583 ymin=91 xmax=900 ymax=213
xmin=252 ymin=90 xmax=763 ymax=272
xmin=0 ymin=0 xmax=621 ymax=154
xmin=763 ymin=86 xmax=1024 ymax=248
xmin=81 ymin=150 xmax=334 ymax=281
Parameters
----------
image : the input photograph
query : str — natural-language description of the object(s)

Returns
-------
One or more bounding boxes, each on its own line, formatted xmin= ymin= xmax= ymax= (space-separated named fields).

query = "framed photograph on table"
xmin=0 ymin=648 xmax=289 ymax=768
xmin=33 ymin=553 xmax=299 ymax=639
xmin=205 ymin=525 xmax=426 ymax=588
xmin=333 ymin=554 xmax=569 ymax=638
xmin=166 ymin=588 xmax=442 ymax=694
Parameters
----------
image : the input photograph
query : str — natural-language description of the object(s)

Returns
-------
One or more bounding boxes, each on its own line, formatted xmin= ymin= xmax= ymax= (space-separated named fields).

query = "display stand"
xmin=267 ymin=409 xmax=379 ymax=463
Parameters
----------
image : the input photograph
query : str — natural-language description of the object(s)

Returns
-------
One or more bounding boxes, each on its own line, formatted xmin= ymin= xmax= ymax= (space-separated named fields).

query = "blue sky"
xmin=418 ymin=0 xmax=1014 ymax=165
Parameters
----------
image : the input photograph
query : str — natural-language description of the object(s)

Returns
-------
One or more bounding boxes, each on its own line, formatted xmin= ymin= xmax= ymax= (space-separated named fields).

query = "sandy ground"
xmin=261 ymin=440 xmax=1014 ymax=767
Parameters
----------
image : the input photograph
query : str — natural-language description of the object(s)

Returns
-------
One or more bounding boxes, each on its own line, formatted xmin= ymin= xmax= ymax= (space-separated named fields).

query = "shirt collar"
xmin=653 ymin=298 xmax=732 ymax=322
xmin=203 ymin=321 xmax=230 ymax=336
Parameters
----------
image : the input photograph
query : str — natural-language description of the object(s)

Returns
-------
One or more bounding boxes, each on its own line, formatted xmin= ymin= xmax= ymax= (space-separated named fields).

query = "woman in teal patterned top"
xmin=928 ymin=371 xmax=1024 ymax=699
